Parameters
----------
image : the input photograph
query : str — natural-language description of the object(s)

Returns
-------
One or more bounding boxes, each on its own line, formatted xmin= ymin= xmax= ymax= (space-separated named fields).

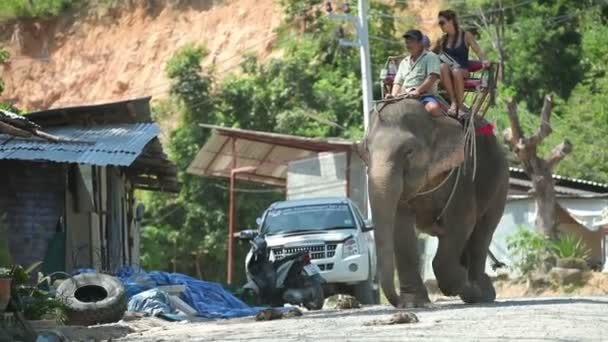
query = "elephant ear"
xmin=427 ymin=117 xmax=466 ymax=180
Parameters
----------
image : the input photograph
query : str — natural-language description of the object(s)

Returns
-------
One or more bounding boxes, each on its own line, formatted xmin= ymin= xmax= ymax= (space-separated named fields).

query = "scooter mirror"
xmin=236 ymin=229 xmax=259 ymax=240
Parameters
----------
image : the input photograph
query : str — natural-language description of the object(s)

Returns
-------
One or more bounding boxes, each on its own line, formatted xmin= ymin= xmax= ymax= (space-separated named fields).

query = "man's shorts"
xmin=419 ymin=95 xmax=438 ymax=105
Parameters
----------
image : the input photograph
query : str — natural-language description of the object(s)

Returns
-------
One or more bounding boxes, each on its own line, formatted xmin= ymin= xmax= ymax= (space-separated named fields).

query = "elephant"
xmin=361 ymin=99 xmax=509 ymax=308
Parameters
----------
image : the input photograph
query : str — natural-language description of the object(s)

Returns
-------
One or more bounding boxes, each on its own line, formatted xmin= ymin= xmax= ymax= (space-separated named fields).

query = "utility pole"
xmin=330 ymin=0 xmax=374 ymax=219
xmin=330 ymin=0 xmax=374 ymax=132
xmin=357 ymin=0 xmax=374 ymax=132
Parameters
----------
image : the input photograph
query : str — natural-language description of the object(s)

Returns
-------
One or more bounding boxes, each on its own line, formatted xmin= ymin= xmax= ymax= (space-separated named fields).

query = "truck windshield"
xmin=262 ymin=204 xmax=355 ymax=235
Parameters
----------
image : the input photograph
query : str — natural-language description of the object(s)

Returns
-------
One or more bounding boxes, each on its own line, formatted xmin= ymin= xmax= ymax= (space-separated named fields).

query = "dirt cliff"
xmin=0 ymin=0 xmax=282 ymax=110
xmin=0 ymin=0 xmax=443 ymax=111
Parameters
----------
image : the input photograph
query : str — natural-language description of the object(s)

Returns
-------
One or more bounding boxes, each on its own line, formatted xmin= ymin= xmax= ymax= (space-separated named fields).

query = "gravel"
xmin=118 ymin=296 xmax=608 ymax=342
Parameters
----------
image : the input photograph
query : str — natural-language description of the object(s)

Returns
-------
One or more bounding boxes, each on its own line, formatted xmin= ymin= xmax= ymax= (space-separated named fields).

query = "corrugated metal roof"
xmin=0 ymin=123 xmax=160 ymax=166
xmin=188 ymin=125 xmax=354 ymax=186
xmin=509 ymin=167 xmax=608 ymax=194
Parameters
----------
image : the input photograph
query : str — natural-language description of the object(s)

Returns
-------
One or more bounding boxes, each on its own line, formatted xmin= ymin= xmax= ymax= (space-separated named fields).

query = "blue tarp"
xmin=128 ymin=288 xmax=173 ymax=316
xmin=115 ymin=267 xmax=264 ymax=319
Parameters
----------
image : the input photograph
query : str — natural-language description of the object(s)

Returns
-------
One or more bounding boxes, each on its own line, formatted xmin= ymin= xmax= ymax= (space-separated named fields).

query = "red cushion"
xmin=468 ymin=60 xmax=483 ymax=73
xmin=464 ymin=78 xmax=481 ymax=89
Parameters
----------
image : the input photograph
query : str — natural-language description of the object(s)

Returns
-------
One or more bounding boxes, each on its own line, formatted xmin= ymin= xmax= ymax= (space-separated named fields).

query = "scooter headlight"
xmin=342 ymin=238 xmax=359 ymax=258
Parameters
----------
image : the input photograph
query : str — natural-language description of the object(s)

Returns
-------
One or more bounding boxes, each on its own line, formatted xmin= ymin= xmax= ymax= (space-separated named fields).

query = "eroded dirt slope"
xmin=0 ymin=0 xmax=282 ymax=110
xmin=0 ymin=0 xmax=444 ymax=111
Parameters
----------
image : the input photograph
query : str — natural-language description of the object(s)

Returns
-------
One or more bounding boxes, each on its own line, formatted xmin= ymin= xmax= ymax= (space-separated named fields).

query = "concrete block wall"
xmin=0 ymin=161 xmax=66 ymax=268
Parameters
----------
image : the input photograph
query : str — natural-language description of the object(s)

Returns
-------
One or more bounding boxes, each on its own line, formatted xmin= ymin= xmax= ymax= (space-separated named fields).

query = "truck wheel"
xmin=303 ymin=275 xmax=325 ymax=310
xmin=55 ymin=273 xmax=127 ymax=326
xmin=352 ymin=277 xmax=374 ymax=305
xmin=353 ymin=259 xmax=379 ymax=305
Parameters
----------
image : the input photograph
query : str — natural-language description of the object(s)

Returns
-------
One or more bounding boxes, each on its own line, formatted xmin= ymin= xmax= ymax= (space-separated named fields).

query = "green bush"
xmin=550 ymin=234 xmax=590 ymax=260
xmin=0 ymin=0 xmax=77 ymax=19
xmin=506 ymin=227 xmax=550 ymax=276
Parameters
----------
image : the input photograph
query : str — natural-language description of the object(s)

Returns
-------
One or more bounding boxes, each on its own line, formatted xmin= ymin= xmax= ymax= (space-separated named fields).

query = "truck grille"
xmin=272 ymin=243 xmax=338 ymax=260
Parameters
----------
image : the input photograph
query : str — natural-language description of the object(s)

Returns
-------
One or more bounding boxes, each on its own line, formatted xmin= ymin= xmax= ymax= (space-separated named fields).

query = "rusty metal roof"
xmin=25 ymin=96 xmax=153 ymax=127
xmin=187 ymin=125 xmax=354 ymax=186
xmin=0 ymin=123 xmax=160 ymax=166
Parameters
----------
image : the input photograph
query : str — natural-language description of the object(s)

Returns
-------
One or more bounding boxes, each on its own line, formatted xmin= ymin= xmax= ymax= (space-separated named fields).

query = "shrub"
xmin=0 ymin=0 xmax=77 ymax=19
xmin=550 ymin=234 xmax=590 ymax=260
xmin=506 ymin=226 xmax=550 ymax=276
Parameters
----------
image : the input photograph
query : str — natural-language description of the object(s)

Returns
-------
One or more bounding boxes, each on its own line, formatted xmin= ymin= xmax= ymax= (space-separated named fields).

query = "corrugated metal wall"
xmin=0 ymin=161 xmax=66 ymax=268
xmin=287 ymin=152 xmax=368 ymax=216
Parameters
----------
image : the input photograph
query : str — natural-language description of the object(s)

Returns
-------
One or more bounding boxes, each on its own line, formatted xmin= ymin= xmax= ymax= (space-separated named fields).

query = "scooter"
xmin=236 ymin=231 xmax=325 ymax=310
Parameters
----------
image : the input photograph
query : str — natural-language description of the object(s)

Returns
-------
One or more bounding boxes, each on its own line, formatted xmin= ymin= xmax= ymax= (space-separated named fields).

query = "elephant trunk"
xmin=369 ymin=162 xmax=403 ymax=308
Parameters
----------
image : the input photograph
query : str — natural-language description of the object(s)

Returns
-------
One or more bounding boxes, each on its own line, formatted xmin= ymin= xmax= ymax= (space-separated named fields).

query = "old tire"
xmin=56 ymin=273 xmax=127 ymax=326
xmin=303 ymin=275 xmax=325 ymax=311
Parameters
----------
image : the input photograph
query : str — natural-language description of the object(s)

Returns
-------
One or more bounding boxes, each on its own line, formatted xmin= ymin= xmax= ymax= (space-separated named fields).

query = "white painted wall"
xmin=419 ymin=196 xmax=608 ymax=280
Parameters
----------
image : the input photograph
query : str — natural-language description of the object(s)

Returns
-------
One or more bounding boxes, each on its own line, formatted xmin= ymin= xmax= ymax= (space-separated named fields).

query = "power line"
xmin=368 ymin=0 xmax=536 ymax=22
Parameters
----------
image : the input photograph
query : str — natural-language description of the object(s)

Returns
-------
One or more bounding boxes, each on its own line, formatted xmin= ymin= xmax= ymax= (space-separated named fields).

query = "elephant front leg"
xmin=394 ymin=203 xmax=431 ymax=308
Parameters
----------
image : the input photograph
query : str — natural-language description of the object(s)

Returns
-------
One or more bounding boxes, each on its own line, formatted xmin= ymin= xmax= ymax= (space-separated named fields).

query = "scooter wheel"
xmin=241 ymin=288 xmax=261 ymax=306
xmin=303 ymin=276 xmax=325 ymax=310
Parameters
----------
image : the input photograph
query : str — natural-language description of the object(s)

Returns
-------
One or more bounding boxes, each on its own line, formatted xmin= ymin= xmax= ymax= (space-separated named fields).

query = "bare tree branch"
xmin=546 ymin=139 xmax=573 ymax=171
xmin=527 ymin=95 xmax=553 ymax=146
xmin=506 ymin=98 xmax=524 ymax=146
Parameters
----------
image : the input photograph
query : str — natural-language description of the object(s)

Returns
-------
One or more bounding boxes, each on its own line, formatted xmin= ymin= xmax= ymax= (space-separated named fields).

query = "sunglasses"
xmin=438 ymin=20 xmax=447 ymax=26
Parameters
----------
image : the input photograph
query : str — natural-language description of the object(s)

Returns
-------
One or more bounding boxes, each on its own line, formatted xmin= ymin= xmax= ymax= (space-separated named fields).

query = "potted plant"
xmin=0 ymin=267 xmax=11 ymax=312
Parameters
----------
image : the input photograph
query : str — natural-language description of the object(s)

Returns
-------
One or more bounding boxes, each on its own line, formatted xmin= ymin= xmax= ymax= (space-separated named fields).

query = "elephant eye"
xmin=404 ymin=147 xmax=415 ymax=157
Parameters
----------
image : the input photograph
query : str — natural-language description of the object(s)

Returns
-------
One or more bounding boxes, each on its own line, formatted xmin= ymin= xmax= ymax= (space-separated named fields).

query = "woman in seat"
xmin=434 ymin=10 xmax=490 ymax=116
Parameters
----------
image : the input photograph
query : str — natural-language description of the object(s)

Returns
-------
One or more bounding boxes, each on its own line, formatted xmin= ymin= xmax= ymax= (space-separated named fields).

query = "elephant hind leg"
xmin=464 ymin=212 xmax=502 ymax=303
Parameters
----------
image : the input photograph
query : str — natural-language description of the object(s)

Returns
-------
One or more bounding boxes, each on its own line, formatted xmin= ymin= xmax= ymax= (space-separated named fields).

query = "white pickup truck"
xmin=246 ymin=197 xmax=380 ymax=304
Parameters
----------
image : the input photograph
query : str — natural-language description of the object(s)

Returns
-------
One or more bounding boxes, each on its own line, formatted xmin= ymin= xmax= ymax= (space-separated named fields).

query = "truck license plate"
xmin=303 ymin=263 xmax=321 ymax=276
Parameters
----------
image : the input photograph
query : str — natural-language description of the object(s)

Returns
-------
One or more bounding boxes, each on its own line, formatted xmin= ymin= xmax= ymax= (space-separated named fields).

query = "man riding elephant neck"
xmin=390 ymin=29 xmax=442 ymax=117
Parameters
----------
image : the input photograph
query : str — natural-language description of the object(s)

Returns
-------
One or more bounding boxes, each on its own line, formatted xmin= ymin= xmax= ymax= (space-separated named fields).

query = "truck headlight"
xmin=342 ymin=238 xmax=359 ymax=258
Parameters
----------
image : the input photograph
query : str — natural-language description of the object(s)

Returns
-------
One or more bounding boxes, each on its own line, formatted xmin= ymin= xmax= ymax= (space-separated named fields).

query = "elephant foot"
xmin=398 ymin=292 xmax=431 ymax=308
xmin=475 ymin=274 xmax=496 ymax=303
xmin=459 ymin=279 xmax=496 ymax=304
xmin=458 ymin=283 xmax=483 ymax=304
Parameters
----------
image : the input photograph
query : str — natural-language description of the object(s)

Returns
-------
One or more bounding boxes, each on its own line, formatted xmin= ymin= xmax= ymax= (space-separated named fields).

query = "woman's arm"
xmin=431 ymin=35 xmax=443 ymax=54
xmin=465 ymin=31 xmax=490 ymax=67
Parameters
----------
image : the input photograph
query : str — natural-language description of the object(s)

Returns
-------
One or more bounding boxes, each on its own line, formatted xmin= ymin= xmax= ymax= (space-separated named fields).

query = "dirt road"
xmin=118 ymin=296 xmax=608 ymax=342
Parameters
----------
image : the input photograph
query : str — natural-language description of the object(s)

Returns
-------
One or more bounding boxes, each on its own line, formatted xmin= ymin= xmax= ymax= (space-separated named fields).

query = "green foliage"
xmin=457 ymin=0 xmax=608 ymax=183
xmin=550 ymin=234 xmax=590 ymax=260
xmin=0 ymin=0 xmax=77 ymax=18
xmin=278 ymin=0 xmax=322 ymax=32
xmin=506 ymin=227 xmax=550 ymax=275
xmin=0 ymin=48 xmax=9 ymax=96
xmin=3 ymin=263 xmax=68 ymax=322
xmin=140 ymin=44 xmax=281 ymax=283
xmin=507 ymin=227 xmax=593 ymax=275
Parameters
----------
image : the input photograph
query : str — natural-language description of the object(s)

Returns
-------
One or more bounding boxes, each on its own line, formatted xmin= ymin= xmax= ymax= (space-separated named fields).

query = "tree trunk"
xmin=504 ymin=96 xmax=572 ymax=238
xmin=531 ymin=165 xmax=557 ymax=238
